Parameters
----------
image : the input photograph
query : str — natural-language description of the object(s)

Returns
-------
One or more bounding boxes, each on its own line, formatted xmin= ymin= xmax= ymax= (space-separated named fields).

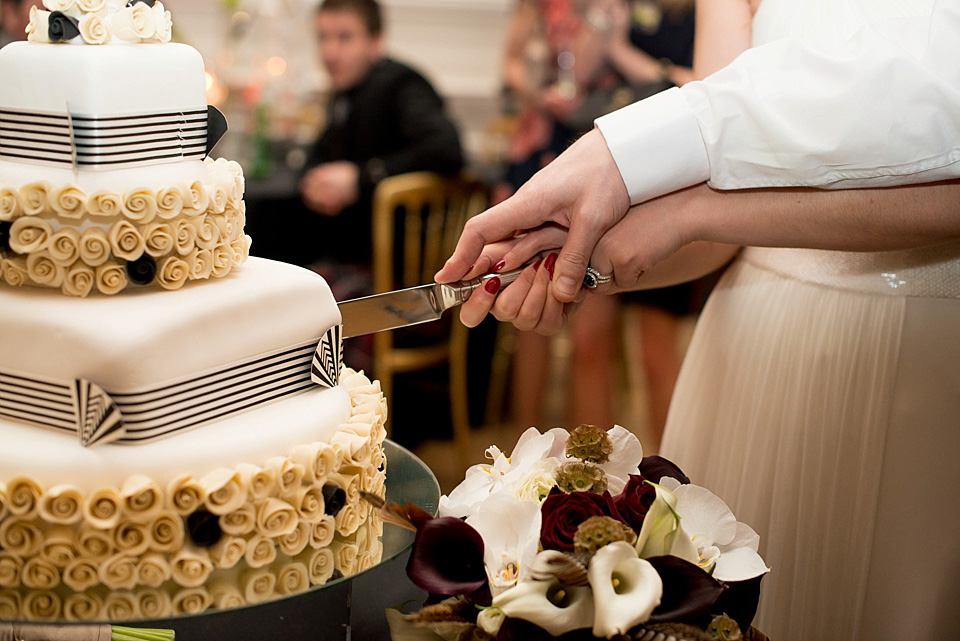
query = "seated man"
xmin=249 ymin=0 xmax=464 ymax=299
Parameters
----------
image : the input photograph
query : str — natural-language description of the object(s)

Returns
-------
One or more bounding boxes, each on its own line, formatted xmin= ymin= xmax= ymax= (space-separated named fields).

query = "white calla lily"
xmin=660 ymin=478 xmax=770 ymax=581
xmin=476 ymin=607 xmax=506 ymax=637
xmin=588 ymin=541 xmax=663 ymax=638
xmin=634 ymin=482 xmax=699 ymax=564
xmin=465 ymin=492 xmax=542 ymax=596
xmin=492 ymin=554 xmax=594 ymax=637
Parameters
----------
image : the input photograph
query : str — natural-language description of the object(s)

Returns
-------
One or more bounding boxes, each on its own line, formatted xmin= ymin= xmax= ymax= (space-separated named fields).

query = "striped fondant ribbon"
xmin=0 ymin=324 xmax=343 ymax=447
xmin=0 ymin=106 xmax=222 ymax=168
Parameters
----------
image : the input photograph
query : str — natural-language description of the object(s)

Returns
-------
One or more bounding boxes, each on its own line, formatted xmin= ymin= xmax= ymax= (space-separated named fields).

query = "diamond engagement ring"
xmin=583 ymin=267 xmax=613 ymax=289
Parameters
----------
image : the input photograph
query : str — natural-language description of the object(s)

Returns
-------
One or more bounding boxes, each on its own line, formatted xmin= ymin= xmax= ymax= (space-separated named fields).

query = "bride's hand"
xmin=458 ymin=251 xmax=588 ymax=333
xmin=435 ymin=129 xmax=631 ymax=302
xmin=457 ymin=225 xmax=573 ymax=331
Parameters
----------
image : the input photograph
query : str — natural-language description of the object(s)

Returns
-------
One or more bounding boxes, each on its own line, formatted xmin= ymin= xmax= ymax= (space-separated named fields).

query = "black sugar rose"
xmin=186 ymin=509 xmax=223 ymax=547
xmin=126 ymin=254 xmax=157 ymax=285
xmin=322 ymin=484 xmax=346 ymax=516
xmin=48 ymin=11 xmax=81 ymax=42
xmin=0 ymin=221 xmax=11 ymax=252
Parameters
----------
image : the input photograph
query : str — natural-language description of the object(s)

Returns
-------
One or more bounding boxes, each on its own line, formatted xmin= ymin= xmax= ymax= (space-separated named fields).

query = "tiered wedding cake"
xmin=0 ymin=0 xmax=386 ymax=621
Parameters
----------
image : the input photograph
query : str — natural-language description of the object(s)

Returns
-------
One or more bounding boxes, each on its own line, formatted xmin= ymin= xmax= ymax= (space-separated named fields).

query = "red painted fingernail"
xmin=484 ymin=277 xmax=501 ymax=294
xmin=544 ymin=253 xmax=558 ymax=279
xmin=493 ymin=260 xmax=506 ymax=272
xmin=533 ymin=258 xmax=543 ymax=271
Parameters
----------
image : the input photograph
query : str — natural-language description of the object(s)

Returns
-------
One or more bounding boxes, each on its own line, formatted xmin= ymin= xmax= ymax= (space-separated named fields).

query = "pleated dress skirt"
xmin=660 ymin=242 xmax=960 ymax=641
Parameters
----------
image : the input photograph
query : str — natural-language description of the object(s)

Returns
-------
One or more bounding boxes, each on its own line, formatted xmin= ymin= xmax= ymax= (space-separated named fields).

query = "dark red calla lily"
xmin=406 ymin=516 xmax=487 ymax=595
xmin=646 ymin=555 xmax=725 ymax=624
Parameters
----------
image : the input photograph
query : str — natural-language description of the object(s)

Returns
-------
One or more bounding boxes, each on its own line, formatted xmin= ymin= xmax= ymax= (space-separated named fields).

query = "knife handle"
xmin=450 ymin=268 xmax=525 ymax=304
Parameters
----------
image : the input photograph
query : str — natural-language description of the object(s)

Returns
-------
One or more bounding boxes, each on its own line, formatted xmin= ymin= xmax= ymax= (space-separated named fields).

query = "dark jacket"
xmin=303 ymin=58 xmax=464 ymax=263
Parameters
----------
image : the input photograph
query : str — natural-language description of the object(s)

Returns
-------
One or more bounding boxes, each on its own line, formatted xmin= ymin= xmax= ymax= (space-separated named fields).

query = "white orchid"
xmin=465 ymin=492 xmax=542 ymax=596
xmin=588 ymin=542 xmax=663 ymax=638
xmin=512 ymin=456 xmax=561 ymax=504
xmin=439 ymin=427 xmax=565 ymax=518
xmin=660 ymin=478 xmax=770 ymax=581
xmin=634 ymin=482 xmax=700 ymax=564
xmin=590 ymin=425 xmax=645 ymax=494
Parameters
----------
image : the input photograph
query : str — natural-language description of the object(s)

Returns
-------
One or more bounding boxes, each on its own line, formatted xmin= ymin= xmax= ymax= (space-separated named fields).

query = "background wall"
xmin=165 ymin=0 xmax=513 ymax=169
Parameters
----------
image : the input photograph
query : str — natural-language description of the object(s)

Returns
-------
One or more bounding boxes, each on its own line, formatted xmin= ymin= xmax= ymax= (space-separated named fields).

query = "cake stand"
xmin=7 ymin=440 xmax=439 ymax=641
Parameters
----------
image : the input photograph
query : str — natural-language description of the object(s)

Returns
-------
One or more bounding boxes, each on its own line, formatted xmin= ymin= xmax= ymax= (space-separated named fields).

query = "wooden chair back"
xmin=370 ymin=171 xmax=488 ymax=468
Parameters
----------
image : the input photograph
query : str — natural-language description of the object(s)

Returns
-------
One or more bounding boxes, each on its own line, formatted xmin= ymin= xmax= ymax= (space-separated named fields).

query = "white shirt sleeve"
xmin=596 ymin=0 xmax=960 ymax=205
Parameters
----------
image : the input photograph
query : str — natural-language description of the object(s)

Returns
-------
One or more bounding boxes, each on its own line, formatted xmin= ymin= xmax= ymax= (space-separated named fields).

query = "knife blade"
xmin=339 ymin=268 xmax=524 ymax=338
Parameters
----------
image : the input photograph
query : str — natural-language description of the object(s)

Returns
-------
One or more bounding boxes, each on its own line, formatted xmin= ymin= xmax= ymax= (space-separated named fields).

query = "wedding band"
xmin=583 ymin=267 xmax=613 ymax=289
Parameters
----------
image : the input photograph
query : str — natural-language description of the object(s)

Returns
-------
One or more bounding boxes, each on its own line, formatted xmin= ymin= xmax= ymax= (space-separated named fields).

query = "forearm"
xmin=631 ymin=241 xmax=739 ymax=290
xmin=681 ymin=180 xmax=960 ymax=252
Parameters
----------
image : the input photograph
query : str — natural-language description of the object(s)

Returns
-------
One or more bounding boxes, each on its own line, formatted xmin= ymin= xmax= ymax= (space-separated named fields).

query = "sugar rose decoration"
xmin=382 ymin=425 xmax=770 ymax=640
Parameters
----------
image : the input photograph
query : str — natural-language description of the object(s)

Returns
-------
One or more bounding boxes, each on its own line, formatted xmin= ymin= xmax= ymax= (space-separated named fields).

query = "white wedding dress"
xmin=659 ymin=3 xmax=960 ymax=641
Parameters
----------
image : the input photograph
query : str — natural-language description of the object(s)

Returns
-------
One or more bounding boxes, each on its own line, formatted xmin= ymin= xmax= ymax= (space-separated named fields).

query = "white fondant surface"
xmin=0 ymin=41 xmax=205 ymax=116
xmin=0 ymin=257 xmax=342 ymax=389
xmin=0 ymin=158 xmax=213 ymax=192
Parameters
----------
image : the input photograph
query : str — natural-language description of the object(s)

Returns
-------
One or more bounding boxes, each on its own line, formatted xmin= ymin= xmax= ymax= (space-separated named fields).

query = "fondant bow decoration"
xmin=206 ymin=105 xmax=229 ymax=156
xmin=73 ymin=378 xmax=126 ymax=447
xmin=310 ymin=324 xmax=343 ymax=388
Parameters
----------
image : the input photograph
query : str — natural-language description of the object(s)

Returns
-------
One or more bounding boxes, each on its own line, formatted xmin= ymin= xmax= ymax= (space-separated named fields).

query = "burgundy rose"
xmin=540 ymin=487 xmax=620 ymax=551
xmin=613 ymin=474 xmax=657 ymax=531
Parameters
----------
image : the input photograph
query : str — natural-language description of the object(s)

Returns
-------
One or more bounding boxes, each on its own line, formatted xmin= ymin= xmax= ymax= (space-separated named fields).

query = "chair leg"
xmin=484 ymin=323 xmax=516 ymax=427
xmin=449 ymin=322 xmax=472 ymax=471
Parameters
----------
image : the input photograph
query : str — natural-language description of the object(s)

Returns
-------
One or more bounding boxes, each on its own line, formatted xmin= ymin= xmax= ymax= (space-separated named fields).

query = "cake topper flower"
xmin=47 ymin=11 xmax=81 ymax=42
xmin=381 ymin=425 xmax=770 ymax=640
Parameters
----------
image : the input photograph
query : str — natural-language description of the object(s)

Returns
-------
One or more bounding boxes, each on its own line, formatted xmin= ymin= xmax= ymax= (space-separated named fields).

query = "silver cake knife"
xmin=339 ymin=268 xmax=525 ymax=338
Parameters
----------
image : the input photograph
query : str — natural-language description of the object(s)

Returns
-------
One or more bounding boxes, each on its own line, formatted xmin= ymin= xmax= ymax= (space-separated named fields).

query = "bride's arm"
xmin=586 ymin=179 xmax=960 ymax=294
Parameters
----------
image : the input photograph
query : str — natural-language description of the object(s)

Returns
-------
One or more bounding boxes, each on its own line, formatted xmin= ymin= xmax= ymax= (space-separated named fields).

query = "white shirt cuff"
xmin=595 ymin=87 xmax=710 ymax=205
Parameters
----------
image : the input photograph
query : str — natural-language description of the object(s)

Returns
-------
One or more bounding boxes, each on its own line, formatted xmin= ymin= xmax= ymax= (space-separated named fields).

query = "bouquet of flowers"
xmin=373 ymin=425 xmax=769 ymax=641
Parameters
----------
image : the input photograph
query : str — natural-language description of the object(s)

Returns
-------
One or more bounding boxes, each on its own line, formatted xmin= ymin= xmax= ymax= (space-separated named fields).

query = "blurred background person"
xmin=0 ymin=0 xmax=42 ymax=47
xmin=246 ymin=0 xmax=463 ymax=304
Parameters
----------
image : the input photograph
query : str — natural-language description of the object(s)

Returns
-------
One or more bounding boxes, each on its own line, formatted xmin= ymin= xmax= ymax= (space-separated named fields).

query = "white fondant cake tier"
xmin=0 ymin=257 xmax=336 ymax=389
xmin=0 ymin=40 xmax=204 ymax=117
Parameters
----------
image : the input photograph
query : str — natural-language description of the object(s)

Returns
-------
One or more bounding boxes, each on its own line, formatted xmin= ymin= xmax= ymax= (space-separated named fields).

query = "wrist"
xmin=675 ymin=183 xmax=716 ymax=245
